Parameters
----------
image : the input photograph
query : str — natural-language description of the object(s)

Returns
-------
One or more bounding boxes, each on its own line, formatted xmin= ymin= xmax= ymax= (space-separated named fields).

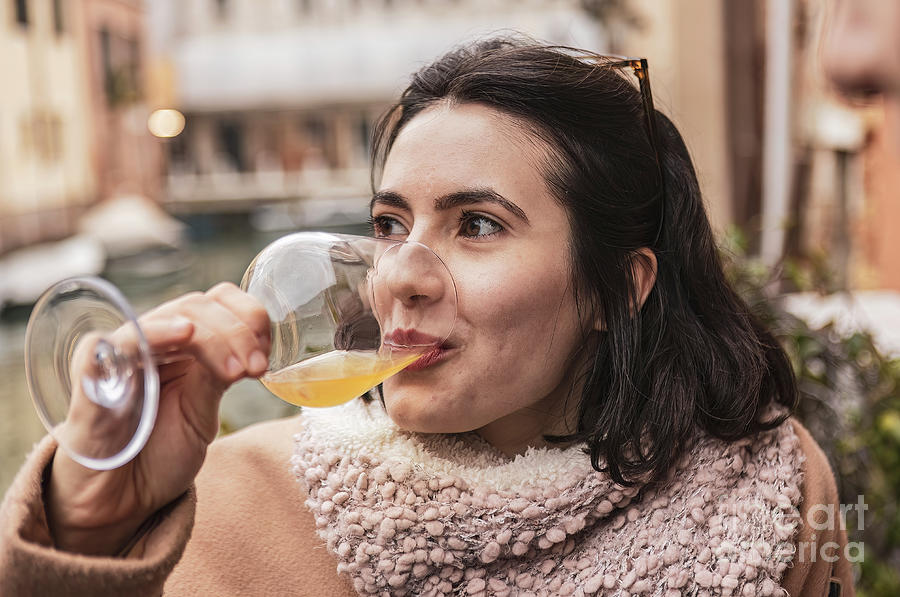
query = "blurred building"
xmin=145 ymin=0 xmax=900 ymax=291
xmin=146 ymin=0 xmax=606 ymax=218
xmin=624 ymin=0 xmax=899 ymax=292
xmin=0 ymin=0 xmax=94 ymax=253
xmin=778 ymin=0 xmax=900 ymax=292
xmin=858 ymin=109 xmax=900 ymax=290
xmin=0 ymin=0 xmax=161 ymax=255
xmin=617 ymin=0 xmax=734 ymax=232
xmin=79 ymin=0 xmax=162 ymax=203
xmin=794 ymin=0 xmax=900 ymax=293
xmin=144 ymin=0 xmax=746 ymax=241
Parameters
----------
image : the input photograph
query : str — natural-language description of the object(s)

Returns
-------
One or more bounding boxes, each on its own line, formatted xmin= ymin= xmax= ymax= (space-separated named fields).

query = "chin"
xmin=383 ymin=390 xmax=474 ymax=434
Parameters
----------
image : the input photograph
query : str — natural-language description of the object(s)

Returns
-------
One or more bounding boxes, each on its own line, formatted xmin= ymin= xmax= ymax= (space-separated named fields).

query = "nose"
xmin=379 ymin=242 xmax=447 ymax=306
xmin=394 ymin=243 xmax=449 ymax=304
xmin=370 ymin=241 xmax=456 ymax=343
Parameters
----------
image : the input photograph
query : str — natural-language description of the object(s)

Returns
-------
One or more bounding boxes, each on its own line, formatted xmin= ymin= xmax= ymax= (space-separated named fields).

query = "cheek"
xmin=449 ymin=265 xmax=583 ymax=412
xmin=461 ymin=259 xmax=574 ymax=341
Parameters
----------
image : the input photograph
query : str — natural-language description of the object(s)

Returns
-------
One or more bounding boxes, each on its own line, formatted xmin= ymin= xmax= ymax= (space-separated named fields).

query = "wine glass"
xmin=23 ymin=232 xmax=456 ymax=470
xmin=242 ymin=232 xmax=456 ymax=407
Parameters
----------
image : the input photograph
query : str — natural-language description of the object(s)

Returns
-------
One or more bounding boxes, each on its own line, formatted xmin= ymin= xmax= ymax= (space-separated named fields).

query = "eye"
xmin=369 ymin=215 xmax=409 ymax=238
xmin=458 ymin=212 xmax=503 ymax=239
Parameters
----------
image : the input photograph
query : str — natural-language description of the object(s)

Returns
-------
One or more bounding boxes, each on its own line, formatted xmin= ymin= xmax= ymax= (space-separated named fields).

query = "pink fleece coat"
xmin=0 ymin=417 xmax=855 ymax=596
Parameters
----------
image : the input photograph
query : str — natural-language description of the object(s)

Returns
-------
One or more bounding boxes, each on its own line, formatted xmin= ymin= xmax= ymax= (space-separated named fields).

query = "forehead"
xmin=379 ymin=103 xmax=553 ymax=198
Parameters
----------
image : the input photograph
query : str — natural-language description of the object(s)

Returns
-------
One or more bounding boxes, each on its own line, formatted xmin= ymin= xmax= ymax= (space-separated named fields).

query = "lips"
xmin=382 ymin=328 xmax=452 ymax=371
xmin=404 ymin=346 xmax=446 ymax=371
xmin=382 ymin=328 xmax=442 ymax=349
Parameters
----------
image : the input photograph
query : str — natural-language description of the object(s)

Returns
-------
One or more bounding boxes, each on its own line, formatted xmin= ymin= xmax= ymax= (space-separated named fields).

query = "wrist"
xmin=42 ymin=453 xmax=151 ymax=556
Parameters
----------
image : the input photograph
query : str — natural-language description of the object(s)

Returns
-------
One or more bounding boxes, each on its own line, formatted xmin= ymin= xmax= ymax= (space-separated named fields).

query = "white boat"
xmin=78 ymin=194 xmax=186 ymax=258
xmin=0 ymin=235 xmax=106 ymax=311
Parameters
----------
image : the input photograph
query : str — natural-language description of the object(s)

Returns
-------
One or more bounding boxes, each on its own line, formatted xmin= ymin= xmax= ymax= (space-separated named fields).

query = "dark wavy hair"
xmin=370 ymin=36 xmax=797 ymax=486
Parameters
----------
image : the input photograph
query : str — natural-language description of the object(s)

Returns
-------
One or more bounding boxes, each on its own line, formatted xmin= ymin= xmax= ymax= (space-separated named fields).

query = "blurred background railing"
xmin=1 ymin=0 xmax=898 ymax=592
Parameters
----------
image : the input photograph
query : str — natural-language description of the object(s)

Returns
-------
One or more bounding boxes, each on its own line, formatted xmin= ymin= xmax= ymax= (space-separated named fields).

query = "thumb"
xmin=125 ymin=317 xmax=195 ymax=353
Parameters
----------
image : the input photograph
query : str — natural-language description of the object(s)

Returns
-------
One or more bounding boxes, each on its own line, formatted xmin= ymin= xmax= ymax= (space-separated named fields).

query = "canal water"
xmin=0 ymin=218 xmax=369 ymax=494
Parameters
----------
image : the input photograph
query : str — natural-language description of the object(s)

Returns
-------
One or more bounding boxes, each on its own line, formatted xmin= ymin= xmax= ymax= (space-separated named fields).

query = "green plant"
xmin=724 ymin=245 xmax=900 ymax=595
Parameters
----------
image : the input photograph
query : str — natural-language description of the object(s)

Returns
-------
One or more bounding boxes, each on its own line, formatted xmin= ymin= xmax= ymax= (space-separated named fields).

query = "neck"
xmin=475 ymin=397 xmax=577 ymax=458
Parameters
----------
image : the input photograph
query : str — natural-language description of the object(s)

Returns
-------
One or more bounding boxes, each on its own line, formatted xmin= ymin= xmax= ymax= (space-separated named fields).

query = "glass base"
xmin=24 ymin=277 xmax=158 ymax=470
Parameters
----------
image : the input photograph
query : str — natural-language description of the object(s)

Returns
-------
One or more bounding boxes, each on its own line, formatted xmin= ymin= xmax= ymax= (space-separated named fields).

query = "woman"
xmin=1 ymin=38 xmax=854 ymax=596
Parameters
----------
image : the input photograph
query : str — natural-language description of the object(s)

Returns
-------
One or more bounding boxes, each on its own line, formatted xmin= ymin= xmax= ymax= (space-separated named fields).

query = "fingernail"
xmin=250 ymin=350 xmax=268 ymax=373
xmin=171 ymin=317 xmax=192 ymax=333
xmin=225 ymin=355 xmax=243 ymax=377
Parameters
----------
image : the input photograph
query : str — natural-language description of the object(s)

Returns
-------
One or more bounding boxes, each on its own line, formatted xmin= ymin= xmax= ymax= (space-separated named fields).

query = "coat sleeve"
xmin=780 ymin=419 xmax=856 ymax=597
xmin=0 ymin=435 xmax=195 ymax=597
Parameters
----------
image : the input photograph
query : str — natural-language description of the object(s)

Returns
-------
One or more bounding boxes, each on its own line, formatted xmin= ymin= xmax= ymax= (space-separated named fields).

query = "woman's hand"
xmin=44 ymin=282 xmax=270 ymax=555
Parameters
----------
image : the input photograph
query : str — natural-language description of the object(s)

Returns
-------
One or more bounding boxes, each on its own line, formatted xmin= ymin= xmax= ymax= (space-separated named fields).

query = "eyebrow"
xmin=370 ymin=188 xmax=530 ymax=225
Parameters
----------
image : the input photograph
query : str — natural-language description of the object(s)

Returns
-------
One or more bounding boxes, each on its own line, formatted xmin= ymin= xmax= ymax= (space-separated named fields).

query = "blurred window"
xmin=128 ymin=38 xmax=141 ymax=96
xmin=100 ymin=27 xmax=142 ymax=106
xmin=218 ymin=120 xmax=247 ymax=172
xmin=52 ymin=0 xmax=64 ymax=34
xmin=168 ymin=130 xmax=190 ymax=172
xmin=304 ymin=115 xmax=335 ymax=168
xmin=358 ymin=114 xmax=371 ymax=158
xmin=20 ymin=110 xmax=63 ymax=163
xmin=13 ymin=0 xmax=28 ymax=28
xmin=215 ymin=0 xmax=228 ymax=20
xmin=305 ymin=116 xmax=326 ymax=145
xmin=100 ymin=28 xmax=114 ymax=102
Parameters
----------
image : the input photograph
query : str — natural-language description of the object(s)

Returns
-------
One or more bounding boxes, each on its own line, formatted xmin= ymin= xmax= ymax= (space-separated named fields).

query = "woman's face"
xmin=372 ymin=103 xmax=590 ymax=452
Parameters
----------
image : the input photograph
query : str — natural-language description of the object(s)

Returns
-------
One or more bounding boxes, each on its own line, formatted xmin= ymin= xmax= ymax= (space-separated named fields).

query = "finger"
xmin=138 ymin=317 xmax=195 ymax=352
xmin=174 ymin=316 xmax=246 ymax=383
xmin=139 ymin=291 xmax=256 ymax=381
xmin=180 ymin=298 xmax=267 ymax=379
xmin=206 ymin=282 xmax=271 ymax=350
xmin=108 ymin=290 xmax=202 ymax=352
xmin=204 ymin=284 xmax=270 ymax=376
xmin=79 ymin=319 xmax=190 ymax=395
xmin=139 ymin=292 xmax=244 ymax=384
